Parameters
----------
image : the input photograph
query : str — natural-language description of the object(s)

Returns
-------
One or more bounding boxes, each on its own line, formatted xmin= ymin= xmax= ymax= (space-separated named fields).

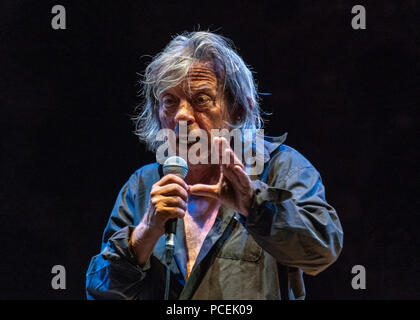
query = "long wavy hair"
xmin=132 ymin=31 xmax=264 ymax=151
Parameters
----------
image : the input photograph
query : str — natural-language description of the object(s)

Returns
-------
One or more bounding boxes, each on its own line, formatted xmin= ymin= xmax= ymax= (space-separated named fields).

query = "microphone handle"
xmin=165 ymin=218 xmax=178 ymax=236
xmin=164 ymin=219 xmax=177 ymax=264
xmin=164 ymin=218 xmax=177 ymax=300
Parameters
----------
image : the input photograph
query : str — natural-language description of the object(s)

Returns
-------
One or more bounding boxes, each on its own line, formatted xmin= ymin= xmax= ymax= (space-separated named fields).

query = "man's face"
xmin=158 ymin=61 xmax=229 ymax=146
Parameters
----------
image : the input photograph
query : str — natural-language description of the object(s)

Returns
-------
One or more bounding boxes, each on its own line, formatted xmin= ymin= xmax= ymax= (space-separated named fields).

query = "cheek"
xmin=195 ymin=112 xmax=223 ymax=132
xmin=159 ymin=110 xmax=175 ymax=129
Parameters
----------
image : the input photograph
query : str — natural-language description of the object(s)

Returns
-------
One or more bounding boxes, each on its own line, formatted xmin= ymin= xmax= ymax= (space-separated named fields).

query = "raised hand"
xmin=188 ymin=137 xmax=254 ymax=216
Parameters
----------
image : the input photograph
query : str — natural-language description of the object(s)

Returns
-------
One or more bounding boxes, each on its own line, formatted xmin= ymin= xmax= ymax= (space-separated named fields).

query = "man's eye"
xmin=194 ymin=94 xmax=212 ymax=105
xmin=162 ymin=96 xmax=176 ymax=106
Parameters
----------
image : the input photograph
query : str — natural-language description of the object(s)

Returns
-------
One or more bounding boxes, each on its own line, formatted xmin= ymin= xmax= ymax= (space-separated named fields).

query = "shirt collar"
xmin=262 ymin=133 xmax=288 ymax=163
xmin=242 ymin=132 xmax=287 ymax=177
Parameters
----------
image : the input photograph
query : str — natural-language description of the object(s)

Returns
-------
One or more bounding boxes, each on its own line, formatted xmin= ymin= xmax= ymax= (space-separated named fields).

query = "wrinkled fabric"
xmin=86 ymin=134 xmax=343 ymax=300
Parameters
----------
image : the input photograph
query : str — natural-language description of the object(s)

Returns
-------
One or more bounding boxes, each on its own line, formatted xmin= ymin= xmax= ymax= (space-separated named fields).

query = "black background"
xmin=0 ymin=0 xmax=418 ymax=299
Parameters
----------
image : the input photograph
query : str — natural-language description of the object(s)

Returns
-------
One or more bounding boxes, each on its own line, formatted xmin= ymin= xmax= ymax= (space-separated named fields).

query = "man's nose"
xmin=174 ymin=99 xmax=195 ymax=126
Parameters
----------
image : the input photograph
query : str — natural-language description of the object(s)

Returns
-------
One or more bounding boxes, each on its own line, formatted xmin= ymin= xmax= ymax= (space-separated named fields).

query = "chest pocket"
xmin=217 ymin=220 xmax=263 ymax=262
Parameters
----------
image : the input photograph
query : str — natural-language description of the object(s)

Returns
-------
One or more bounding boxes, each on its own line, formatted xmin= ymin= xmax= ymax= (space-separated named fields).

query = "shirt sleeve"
xmin=244 ymin=162 xmax=344 ymax=276
xmin=85 ymin=226 xmax=151 ymax=300
xmin=85 ymin=170 xmax=153 ymax=300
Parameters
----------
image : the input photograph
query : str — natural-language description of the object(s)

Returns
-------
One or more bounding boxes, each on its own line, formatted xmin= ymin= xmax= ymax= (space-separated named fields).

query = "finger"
xmin=217 ymin=137 xmax=231 ymax=165
xmin=153 ymin=195 xmax=187 ymax=211
xmin=153 ymin=183 xmax=188 ymax=202
xmin=221 ymin=164 xmax=243 ymax=189
xmin=212 ymin=136 xmax=222 ymax=164
xmin=189 ymin=183 xmax=220 ymax=199
xmin=232 ymin=164 xmax=251 ymax=189
xmin=217 ymin=165 xmax=224 ymax=184
xmin=221 ymin=148 xmax=244 ymax=176
xmin=155 ymin=174 xmax=189 ymax=190
xmin=226 ymin=148 xmax=244 ymax=167
xmin=222 ymin=162 xmax=248 ymax=191
xmin=165 ymin=196 xmax=187 ymax=210
xmin=159 ymin=207 xmax=186 ymax=220
xmin=218 ymin=140 xmax=243 ymax=167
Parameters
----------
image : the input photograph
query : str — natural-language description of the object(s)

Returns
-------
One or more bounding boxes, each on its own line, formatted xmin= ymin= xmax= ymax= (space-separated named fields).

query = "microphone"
xmin=162 ymin=156 xmax=188 ymax=300
xmin=162 ymin=156 xmax=188 ymax=251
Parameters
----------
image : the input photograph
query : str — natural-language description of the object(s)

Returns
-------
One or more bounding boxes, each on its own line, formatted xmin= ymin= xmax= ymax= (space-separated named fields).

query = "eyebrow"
xmin=186 ymin=85 xmax=216 ymax=94
xmin=159 ymin=83 xmax=217 ymax=100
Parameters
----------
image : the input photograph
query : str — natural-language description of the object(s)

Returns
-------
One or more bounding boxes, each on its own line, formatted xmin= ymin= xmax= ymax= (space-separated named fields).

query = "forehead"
xmin=180 ymin=61 xmax=220 ymax=91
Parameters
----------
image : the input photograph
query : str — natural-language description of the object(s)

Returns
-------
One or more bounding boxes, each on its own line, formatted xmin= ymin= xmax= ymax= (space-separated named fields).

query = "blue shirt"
xmin=86 ymin=134 xmax=343 ymax=299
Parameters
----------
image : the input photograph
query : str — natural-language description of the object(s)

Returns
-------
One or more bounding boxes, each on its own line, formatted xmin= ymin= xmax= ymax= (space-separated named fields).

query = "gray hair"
xmin=132 ymin=31 xmax=264 ymax=151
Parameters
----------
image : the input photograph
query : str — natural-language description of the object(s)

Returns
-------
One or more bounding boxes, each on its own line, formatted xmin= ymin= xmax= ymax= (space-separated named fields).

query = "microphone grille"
xmin=162 ymin=156 xmax=188 ymax=179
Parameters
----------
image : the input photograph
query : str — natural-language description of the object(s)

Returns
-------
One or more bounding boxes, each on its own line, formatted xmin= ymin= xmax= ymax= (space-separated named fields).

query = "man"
xmin=86 ymin=31 xmax=343 ymax=300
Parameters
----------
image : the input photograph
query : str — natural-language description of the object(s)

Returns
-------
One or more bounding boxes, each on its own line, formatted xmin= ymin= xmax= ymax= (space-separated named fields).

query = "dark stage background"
xmin=0 ymin=1 xmax=418 ymax=299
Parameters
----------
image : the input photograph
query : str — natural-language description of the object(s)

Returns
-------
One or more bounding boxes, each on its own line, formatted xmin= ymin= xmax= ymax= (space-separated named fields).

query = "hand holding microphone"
xmin=129 ymin=156 xmax=188 ymax=267
xmin=148 ymin=156 xmax=189 ymax=237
